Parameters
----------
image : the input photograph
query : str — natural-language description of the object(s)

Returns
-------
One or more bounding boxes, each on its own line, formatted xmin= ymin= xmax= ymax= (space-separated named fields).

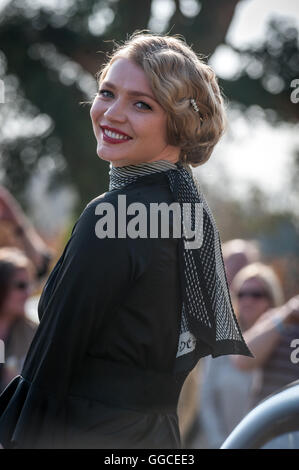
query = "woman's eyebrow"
xmin=100 ymin=81 xmax=158 ymax=102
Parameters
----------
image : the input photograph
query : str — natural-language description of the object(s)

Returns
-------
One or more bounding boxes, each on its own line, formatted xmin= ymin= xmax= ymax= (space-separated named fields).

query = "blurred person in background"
xmin=0 ymin=185 xmax=53 ymax=284
xmin=230 ymin=291 xmax=299 ymax=408
xmin=187 ymin=238 xmax=260 ymax=448
xmin=0 ymin=247 xmax=38 ymax=393
xmin=193 ymin=262 xmax=284 ymax=449
xmin=222 ymin=238 xmax=260 ymax=288
xmin=230 ymin=272 xmax=299 ymax=449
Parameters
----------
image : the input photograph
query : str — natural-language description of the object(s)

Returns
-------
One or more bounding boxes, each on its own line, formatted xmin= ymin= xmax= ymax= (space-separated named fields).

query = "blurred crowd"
xmin=180 ymin=239 xmax=299 ymax=449
xmin=0 ymin=185 xmax=53 ymax=391
xmin=0 ymin=185 xmax=298 ymax=449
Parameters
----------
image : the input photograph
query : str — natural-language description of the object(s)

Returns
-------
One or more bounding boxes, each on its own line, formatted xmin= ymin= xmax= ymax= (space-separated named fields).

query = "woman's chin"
xmin=96 ymin=149 xmax=131 ymax=167
xmin=97 ymin=147 xmax=114 ymax=162
xmin=97 ymin=152 xmax=109 ymax=163
xmin=97 ymin=145 xmax=121 ymax=160
xmin=97 ymin=154 xmax=121 ymax=166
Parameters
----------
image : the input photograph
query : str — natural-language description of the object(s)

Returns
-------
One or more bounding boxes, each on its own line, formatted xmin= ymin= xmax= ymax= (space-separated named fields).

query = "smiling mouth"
xmin=101 ymin=127 xmax=132 ymax=142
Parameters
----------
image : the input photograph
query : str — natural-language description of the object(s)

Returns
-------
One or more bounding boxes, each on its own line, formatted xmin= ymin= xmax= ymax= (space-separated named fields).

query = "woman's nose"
xmin=104 ymin=99 xmax=126 ymax=123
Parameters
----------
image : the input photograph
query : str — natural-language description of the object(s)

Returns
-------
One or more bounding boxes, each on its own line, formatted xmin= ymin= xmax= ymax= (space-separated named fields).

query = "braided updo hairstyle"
xmin=96 ymin=30 xmax=227 ymax=167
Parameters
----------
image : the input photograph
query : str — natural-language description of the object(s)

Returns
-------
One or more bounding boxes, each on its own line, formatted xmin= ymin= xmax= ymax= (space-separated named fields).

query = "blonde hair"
xmin=231 ymin=262 xmax=284 ymax=309
xmin=96 ymin=30 xmax=227 ymax=167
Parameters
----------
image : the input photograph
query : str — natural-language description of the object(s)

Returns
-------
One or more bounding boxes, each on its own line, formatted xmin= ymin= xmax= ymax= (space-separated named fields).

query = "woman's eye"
xmin=98 ymin=89 xmax=113 ymax=98
xmin=98 ymin=90 xmax=151 ymax=111
xmin=136 ymin=101 xmax=152 ymax=111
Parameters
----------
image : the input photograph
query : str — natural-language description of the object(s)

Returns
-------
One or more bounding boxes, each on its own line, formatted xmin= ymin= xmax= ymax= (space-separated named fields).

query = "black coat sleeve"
xmin=0 ymin=191 xmax=153 ymax=448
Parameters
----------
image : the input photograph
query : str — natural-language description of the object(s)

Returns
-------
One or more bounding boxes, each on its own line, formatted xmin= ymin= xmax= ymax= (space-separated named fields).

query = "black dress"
xmin=0 ymin=171 xmax=187 ymax=449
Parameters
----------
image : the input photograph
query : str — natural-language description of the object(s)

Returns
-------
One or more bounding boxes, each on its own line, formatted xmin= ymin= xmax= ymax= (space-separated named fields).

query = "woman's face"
xmin=1 ymin=268 xmax=32 ymax=319
xmin=90 ymin=57 xmax=180 ymax=167
xmin=236 ymin=277 xmax=272 ymax=331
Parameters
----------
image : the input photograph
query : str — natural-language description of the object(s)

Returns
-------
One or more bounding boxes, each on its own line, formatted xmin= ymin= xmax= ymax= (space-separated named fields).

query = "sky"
xmin=227 ymin=0 xmax=299 ymax=47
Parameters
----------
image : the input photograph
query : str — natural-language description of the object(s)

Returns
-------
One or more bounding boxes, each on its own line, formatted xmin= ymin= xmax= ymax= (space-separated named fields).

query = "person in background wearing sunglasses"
xmin=222 ymin=238 xmax=261 ymax=289
xmin=230 ymin=263 xmax=299 ymax=449
xmin=0 ymin=247 xmax=37 ymax=393
xmin=194 ymin=262 xmax=284 ymax=449
xmin=231 ymin=265 xmax=299 ymax=407
xmin=231 ymin=262 xmax=284 ymax=333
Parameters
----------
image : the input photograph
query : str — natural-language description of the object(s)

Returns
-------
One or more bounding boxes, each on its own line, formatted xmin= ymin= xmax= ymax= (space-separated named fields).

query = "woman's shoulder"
xmin=85 ymin=190 xmax=118 ymax=210
xmin=74 ymin=175 xmax=177 ymax=246
xmin=85 ymin=175 xmax=174 ymax=212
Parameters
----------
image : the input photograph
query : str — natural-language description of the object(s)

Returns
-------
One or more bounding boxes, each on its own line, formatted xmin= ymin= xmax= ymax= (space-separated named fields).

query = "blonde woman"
xmin=0 ymin=31 xmax=252 ymax=449
xmin=231 ymin=263 xmax=299 ymax=407
xmin=198 ymin=262 xmax=284 ymax=449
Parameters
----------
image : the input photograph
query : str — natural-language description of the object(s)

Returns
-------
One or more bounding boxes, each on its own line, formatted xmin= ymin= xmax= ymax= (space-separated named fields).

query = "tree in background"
xmin=0 ymin=0 xmax=298 ymax=292
xmin=0 ymin=0 xmax=298 ymax=210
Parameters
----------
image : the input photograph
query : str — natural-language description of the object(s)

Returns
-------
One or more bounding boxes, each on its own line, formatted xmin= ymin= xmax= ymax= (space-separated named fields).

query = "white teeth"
xmin=103 ymin=129 xmax=130 ymax=140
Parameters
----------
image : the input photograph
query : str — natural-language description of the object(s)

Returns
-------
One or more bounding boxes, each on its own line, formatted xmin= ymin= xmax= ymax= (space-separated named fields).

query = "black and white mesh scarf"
xmin=109 ymin=159 xmax=254 ymax=373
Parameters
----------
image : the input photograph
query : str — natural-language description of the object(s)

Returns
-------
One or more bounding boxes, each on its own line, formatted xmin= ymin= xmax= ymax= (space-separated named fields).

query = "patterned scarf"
xmin=109 ymin=159 xmax=253 ymax=374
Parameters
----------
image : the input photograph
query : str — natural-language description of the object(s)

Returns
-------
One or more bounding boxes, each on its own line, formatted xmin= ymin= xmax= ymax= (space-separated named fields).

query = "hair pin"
xmin=190 ymin=98 xmax=199 ymax=113
xmin=190 ymin=98 xmax=204 ymax=122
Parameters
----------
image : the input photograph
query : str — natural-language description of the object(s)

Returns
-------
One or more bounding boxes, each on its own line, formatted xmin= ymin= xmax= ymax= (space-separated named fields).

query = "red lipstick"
xmin=101 ymin=126 xmax=132 ymax=144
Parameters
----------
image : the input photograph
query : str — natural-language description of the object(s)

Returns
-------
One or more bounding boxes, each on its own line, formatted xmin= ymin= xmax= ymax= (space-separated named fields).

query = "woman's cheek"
xmin=90 ymin=97 xmax=102 ymax=122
